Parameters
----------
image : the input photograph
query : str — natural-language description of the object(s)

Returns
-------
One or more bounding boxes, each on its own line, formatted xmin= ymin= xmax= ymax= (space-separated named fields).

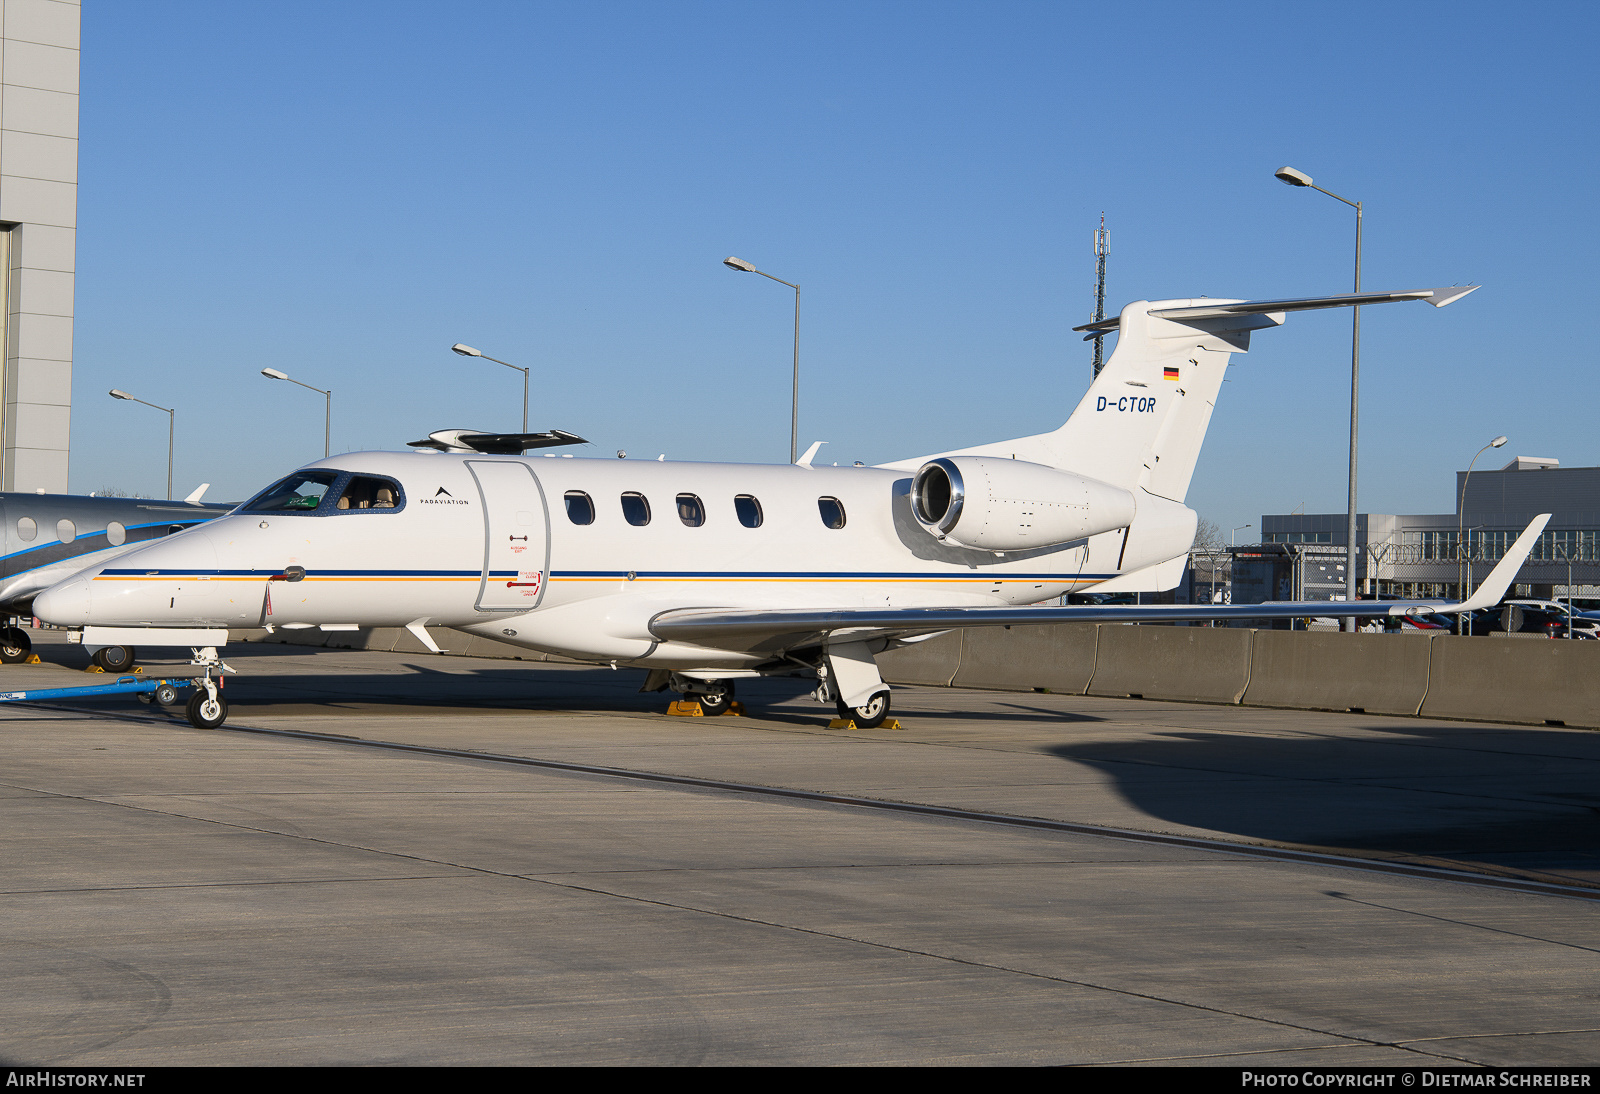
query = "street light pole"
xmin=452 ymin=344 xmax=529 ymax=433
xmin=108 ymin=389 xmax=174 ymax=499
xmin=1457 ymin=435 xmax=1509 ymax=632
xmin=261 ymin=369 xmax=332 ymax=458
xmin=724 ymin=257 xmax=800 ymax=464
xmin=1275 ymin=166 xmax=1364 ymax=629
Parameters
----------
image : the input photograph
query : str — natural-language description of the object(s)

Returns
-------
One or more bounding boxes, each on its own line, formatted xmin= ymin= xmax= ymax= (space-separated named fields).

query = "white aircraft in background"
xmin=34 ymin=285 xmax=1549 ymax=730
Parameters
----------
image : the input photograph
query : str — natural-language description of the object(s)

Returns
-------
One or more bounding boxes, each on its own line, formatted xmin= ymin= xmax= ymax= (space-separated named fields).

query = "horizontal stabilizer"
xmin=1074 ymin=286 xmax=1479 ymax=334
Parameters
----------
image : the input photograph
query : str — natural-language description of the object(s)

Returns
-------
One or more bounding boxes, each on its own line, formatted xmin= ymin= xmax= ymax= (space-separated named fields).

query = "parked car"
xmin=1503 ymin=600 xmax=1600 ymax=639
xmin=1464 ymin=604 xmax=1589 ymax=638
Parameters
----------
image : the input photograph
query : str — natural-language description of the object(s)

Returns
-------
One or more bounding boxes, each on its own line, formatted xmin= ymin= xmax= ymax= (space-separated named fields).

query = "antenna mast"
xmin=1091 ymin=213 xmax=1110 ymax=379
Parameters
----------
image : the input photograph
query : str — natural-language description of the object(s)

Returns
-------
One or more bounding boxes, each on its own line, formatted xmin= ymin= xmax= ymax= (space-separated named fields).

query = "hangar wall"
xmin=0 ymin=0 xmax=77 ymax=493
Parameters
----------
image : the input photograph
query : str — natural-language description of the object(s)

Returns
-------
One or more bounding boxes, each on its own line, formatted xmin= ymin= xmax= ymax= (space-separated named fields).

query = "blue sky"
xmin=72 ymin=0 xmax=1598 ymax=535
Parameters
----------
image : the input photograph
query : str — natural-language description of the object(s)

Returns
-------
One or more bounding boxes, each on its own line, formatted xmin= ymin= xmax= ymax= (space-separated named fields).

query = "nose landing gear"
xmin=184 ymin=645 xmax=234 ymax=729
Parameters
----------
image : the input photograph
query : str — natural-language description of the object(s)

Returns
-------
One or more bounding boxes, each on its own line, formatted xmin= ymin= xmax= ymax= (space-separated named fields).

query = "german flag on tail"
xmin=1163 ymin=366 xmax=1180 ymax=381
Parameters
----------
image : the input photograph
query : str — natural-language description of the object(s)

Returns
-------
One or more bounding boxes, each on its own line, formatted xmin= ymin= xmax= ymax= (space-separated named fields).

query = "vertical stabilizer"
xmin=885 ymin=286 xmax=1476 ymax=506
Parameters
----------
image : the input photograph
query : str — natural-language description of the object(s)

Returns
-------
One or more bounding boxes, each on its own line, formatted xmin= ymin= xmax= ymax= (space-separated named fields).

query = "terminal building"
xmin=1228 ymin=457 xmax=1600 ymax=608
xmin=0 ymin=0 xmax=79 ymax=493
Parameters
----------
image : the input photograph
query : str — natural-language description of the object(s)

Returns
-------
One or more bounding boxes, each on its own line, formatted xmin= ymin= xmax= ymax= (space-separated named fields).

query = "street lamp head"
xmin=451 ymin=343 xmax=482 ymax=357
xmin=1491 ymin=435 xmax=1509 ymax=448
xmin=723 ymin=256 xmax=757 ymax=273
xmin=1274 ymin=166 xmax=1313 ymax=187
xmin=108 ymin=389 xmax=132 ymax=400
xmin=261 ymin=368 xmax=289 ymax=381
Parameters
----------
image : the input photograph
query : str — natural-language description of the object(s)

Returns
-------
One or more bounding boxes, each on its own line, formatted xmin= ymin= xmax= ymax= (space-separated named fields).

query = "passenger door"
xmin=466 ymin=461 xmax=550 ymax=611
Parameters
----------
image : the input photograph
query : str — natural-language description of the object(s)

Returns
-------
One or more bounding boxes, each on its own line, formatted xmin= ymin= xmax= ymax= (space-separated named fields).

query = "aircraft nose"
xmin=34 ymin=575 xmax=93 ymax=624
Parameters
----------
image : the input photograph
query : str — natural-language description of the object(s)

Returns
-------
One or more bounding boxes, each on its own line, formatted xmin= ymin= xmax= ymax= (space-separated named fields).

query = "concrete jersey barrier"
xmin=1243 ymin=630 xmax=1433 ymax=716
xmin=952 ymin=624 xmax=1099 ymax=694
xmin=1421 ymin=635 xmax=1600 ymax=728
xmin=1087 ymin=625 xmax=1253 ymax=705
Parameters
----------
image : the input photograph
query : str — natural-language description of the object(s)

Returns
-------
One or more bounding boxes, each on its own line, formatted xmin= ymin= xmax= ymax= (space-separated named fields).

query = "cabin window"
xmin=107 ymin=522 xmax=126 ymax=546
xmin=676 ymin=493 xmax=705 ymax=527
xmin=817 ymin=497 xmax=846 ymax=530
xmin=15 ymin=517 xmax=35 ymax=542
xmin=334 ymin=475 xmax=403 ymax=512
xmin=621 ymin=492 xmax=651 ymax=526
xmin=735 ymin=495 xmax=763 ymax=528
xmin=564 ymin=491 xmax=595 ymax=525
xmin=241 ymin=470 xmax=340 ymax=514
xmin=57 ymin=519 xmax=75 ymax=545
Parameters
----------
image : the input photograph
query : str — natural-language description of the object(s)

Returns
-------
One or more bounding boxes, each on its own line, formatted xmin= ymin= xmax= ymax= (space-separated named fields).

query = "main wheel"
xmin=696 ymin=682 xmax=734 ymax=717
xmin=92 ymin=645 xmax=135 ymax=672
xmin=0 ymin=627 xmax=30 ymax=664
xmin=185 ymin=690 xmax=228 ymax=729
xmin=835 ymin=689 xmax=890 ymax=729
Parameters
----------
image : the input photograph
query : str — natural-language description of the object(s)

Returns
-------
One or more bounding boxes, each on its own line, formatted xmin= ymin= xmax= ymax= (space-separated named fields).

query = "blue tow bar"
xmin=0 ymin=675 xmax=197 ymax=703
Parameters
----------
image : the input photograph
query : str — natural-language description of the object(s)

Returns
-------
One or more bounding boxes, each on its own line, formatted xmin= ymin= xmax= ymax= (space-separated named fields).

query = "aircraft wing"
xmin=649 ymin=514 xmax=1548 ymax=655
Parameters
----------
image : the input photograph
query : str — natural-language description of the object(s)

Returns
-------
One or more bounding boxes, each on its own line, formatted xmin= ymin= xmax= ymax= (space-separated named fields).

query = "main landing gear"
xmin=818 ymin=639 xmax=893 ymax=728
xmin=0 ymin=626 xmax=30 ymax=664
xmin=834 ymin=688 xmax=892 ymax=729
xmin=91 ymin=645 xmax=136 ymax=672
xmin=695 ymin=681 xmax=735 ymax=716
xmin=641 ymin=671 xmax=739 ymax=716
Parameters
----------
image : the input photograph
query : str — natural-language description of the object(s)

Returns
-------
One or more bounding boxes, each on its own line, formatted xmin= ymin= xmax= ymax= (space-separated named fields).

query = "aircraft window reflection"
xmin=565 ymin=491 xmax=595 ymax=525
xmin=735 ymin=495 xmax=763 ymax=528
xmin=107 ymin=522 xmax=126 ymax=546
xmin=335 ymin=476 xmax=402 ymax=512
xmin=57 ymin=519 xmax=75 ymax=545
xmin=242 ymin=471 xmax=340 ymax=514
xmin=677 ymin=494 xmax=704 ymax=527
xmin=621 ymin=492 xmax=651 ymax=526
xmin=15 ymin=517 xmax=35 ymax=542
xmin=818 ymin=497 xmax=846 ymax=530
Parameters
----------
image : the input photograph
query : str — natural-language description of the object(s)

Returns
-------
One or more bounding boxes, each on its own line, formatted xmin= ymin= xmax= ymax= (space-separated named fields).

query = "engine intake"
xmin=911 ymin=457 xmax=1136 ymax=551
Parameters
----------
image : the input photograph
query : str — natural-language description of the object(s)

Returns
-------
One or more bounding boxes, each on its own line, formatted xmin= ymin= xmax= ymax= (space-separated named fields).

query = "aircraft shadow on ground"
xmin=86 ymin=649 xmax=1104 ymax=726
xmin=1047 ymin=726 xmax=1600 ymax=879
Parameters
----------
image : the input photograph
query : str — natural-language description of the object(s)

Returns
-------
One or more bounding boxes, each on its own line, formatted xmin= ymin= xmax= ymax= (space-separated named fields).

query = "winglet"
xmin=1425 ymin=285 xmax=1480 ymax=308
xmin=796 ymin=440 xmax=826 ymax=468
xmin=183 ymin=483 xmax=210 ymax=504
xmin=1445 ymin=514 xmax=1550 ymax=614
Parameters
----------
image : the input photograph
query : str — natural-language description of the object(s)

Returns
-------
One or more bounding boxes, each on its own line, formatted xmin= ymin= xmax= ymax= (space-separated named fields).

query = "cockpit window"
xmin=334 ymin=475 xmax=403 ymax=512
xmin=240 ymin=471 xmax=340 ymax=513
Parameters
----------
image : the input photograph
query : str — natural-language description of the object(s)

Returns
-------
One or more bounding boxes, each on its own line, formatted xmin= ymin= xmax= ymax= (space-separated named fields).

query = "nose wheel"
xmin=185 ymin=690 xmax=228 ymax=729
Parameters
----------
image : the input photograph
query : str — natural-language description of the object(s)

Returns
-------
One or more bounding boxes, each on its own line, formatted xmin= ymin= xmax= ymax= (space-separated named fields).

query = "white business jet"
xmin=34 ymin=285 xmax=1548 ymax=730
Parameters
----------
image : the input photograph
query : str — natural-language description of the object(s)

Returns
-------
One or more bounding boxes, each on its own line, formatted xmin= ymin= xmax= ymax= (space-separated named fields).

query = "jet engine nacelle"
xmin=909 ymin=456 xmax=1137 ymax=551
